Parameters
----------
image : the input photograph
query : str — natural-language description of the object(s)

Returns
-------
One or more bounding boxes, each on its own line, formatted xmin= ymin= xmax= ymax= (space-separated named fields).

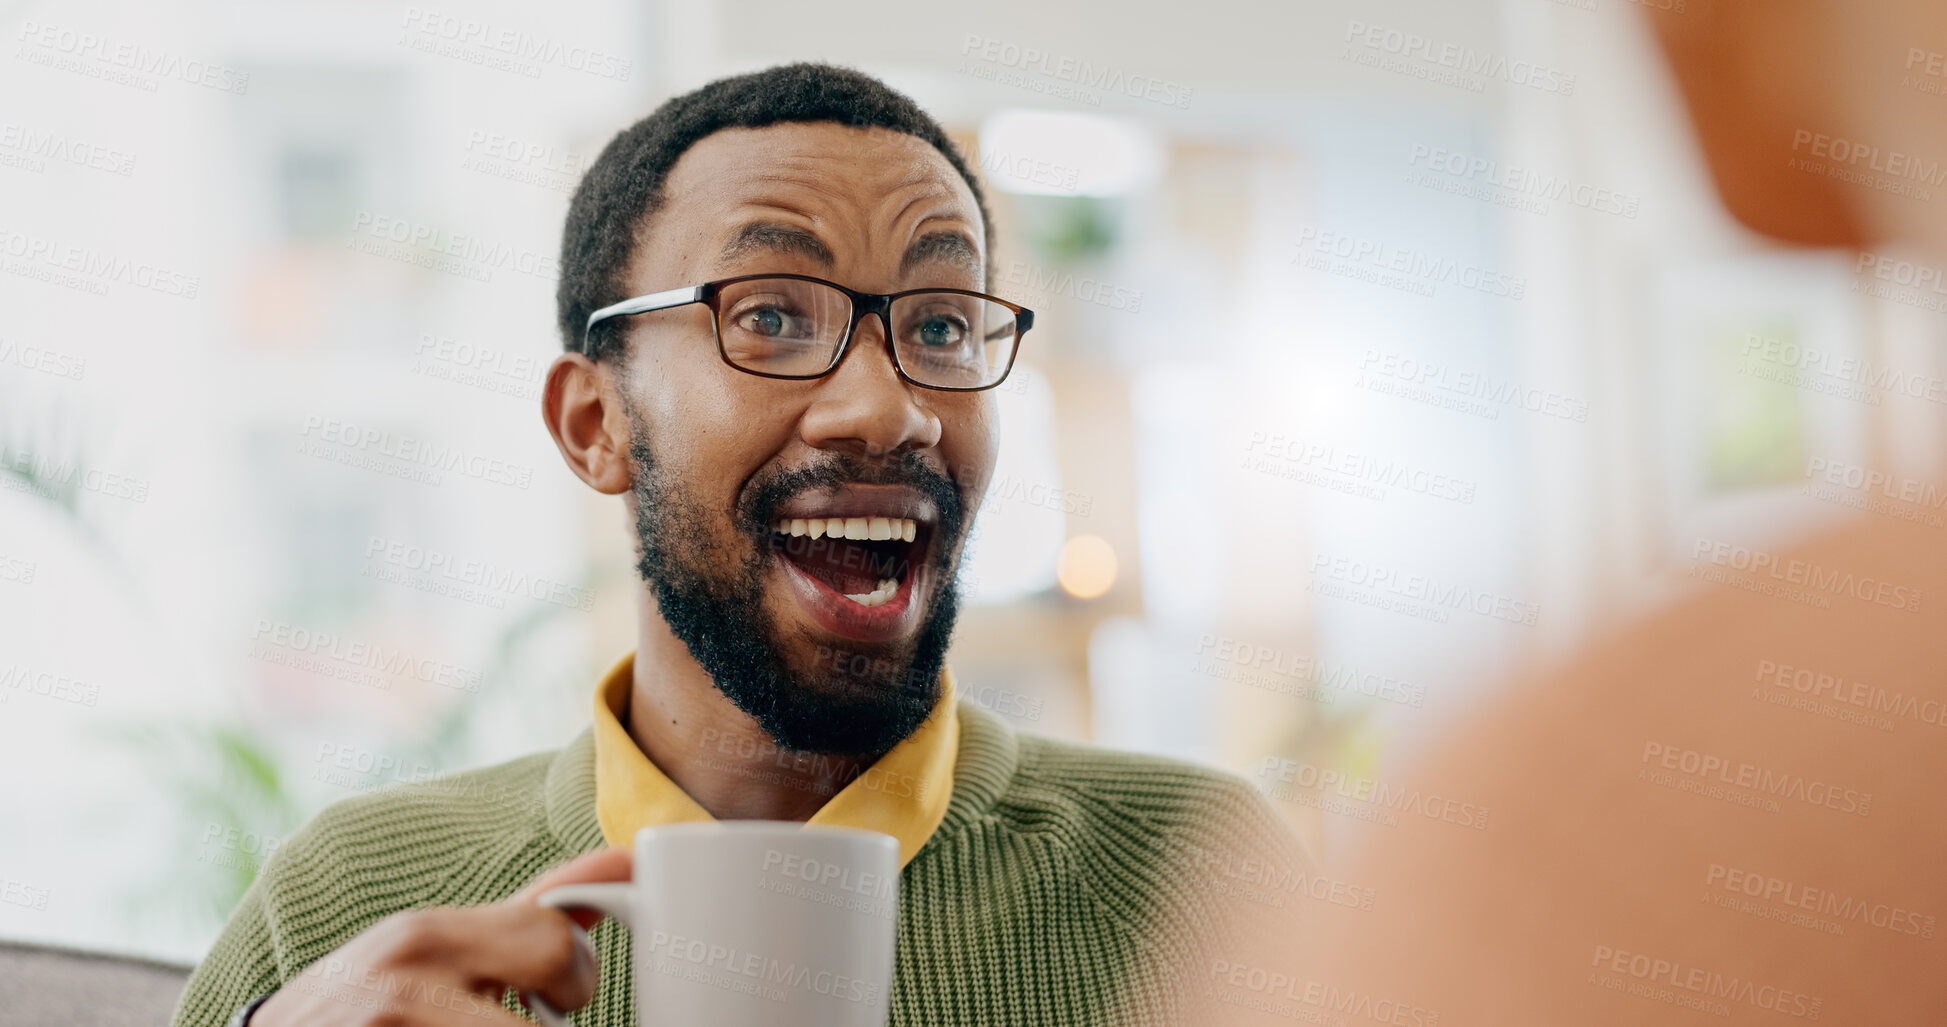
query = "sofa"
xmin=0 ymin=940 xmax=193 ymax=1025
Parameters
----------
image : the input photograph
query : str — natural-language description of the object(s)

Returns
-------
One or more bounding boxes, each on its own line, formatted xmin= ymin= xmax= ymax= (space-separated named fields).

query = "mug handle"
xmin=523 ymin=882 xmax=636 ymax=1027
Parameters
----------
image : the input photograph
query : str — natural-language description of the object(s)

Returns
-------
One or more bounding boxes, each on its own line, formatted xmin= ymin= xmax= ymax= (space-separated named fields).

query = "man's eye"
xmin=913 ymin=314 xmax=969 ymax=348
xmin=735 ymin=307 xmax=807 ymax=338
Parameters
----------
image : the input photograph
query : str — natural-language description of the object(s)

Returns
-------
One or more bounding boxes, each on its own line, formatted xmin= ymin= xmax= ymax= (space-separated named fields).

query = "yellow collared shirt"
xmin=591 ymin=651 xmax=960 ymax=868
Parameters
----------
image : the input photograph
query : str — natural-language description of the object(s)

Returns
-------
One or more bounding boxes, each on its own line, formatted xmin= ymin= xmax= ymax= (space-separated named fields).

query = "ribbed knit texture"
xmin=169 ymin=701 xmax=1311 ymax=1026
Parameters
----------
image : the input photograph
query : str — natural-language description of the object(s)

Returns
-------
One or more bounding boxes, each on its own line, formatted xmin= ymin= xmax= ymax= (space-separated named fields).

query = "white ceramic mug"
xmin=526 ymin=822 xmax=900 ymax=1026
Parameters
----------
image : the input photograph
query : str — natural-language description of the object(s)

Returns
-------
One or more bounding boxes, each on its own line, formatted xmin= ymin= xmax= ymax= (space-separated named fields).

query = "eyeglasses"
xmin=583 ymin=273 xmax=1035 ymax=392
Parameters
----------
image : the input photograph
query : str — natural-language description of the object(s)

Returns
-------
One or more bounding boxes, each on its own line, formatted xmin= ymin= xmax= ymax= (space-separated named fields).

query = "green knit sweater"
xmin=170 ymin=700 xmax=1312 ymax=1026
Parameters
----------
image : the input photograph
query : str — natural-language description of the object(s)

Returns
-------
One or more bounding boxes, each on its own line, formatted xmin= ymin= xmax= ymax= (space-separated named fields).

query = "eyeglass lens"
xmin=714 ymin=277 xmax=1019 ymax=388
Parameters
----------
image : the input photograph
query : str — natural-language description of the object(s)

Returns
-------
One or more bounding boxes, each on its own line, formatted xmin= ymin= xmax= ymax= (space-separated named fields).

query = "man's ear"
xmin=542 ymin=352 xmax=634 ymax=495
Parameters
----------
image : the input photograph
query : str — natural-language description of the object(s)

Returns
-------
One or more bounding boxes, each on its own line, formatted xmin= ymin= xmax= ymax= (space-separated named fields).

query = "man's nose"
xmin=797 ymin=313 xmax=941 ymax=457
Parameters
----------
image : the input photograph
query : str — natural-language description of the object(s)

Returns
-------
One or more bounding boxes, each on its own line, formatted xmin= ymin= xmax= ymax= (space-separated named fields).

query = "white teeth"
xmin=772 ymin=516 xmax=921 ymax=542
xmin=842 ymin=578 xmax=900 ymax=607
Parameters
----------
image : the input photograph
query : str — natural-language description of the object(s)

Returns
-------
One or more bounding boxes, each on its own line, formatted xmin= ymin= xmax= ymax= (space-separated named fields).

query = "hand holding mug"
xmin=249 ymin=847 xmax=626 ymax=1026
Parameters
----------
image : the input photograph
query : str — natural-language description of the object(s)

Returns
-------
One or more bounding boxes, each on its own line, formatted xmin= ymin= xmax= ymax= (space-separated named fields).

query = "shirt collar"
xmin=591 ymin=651 xmax=960 ymax=868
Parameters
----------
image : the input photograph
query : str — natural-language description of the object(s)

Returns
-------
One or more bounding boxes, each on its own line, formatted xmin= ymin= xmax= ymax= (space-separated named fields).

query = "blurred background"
xmin=4 ymin=0 xmax=1943 ymax=964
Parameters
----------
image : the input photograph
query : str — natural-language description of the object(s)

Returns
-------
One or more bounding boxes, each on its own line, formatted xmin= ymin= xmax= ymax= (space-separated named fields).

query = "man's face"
xmin=613 ymin=121 xmax=998 ymax=757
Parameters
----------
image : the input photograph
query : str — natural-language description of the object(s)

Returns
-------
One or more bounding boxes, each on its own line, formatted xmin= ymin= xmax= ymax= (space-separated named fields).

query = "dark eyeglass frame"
xmin=582 ymin=272 xmax=1036 ymax=393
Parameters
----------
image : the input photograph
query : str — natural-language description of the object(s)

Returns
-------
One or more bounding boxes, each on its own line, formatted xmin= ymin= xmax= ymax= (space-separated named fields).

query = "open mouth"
xmin=767 ymin=516 xmax=930 ymax=608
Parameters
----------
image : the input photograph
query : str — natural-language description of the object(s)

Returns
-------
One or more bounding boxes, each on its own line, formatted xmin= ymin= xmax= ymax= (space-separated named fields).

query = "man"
xmin=170 ymin=63 xmax=1309 ymax=1027
xmin=1300 ymin=3 xmax=1947 ymax=1024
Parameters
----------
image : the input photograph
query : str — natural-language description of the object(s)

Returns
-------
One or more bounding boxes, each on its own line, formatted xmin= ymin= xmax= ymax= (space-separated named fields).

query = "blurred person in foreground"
xmin=170 ymin=63 xmax=1308 ymax=1027
xmin=1300 ymin=2 xmax=1947 ymax=1024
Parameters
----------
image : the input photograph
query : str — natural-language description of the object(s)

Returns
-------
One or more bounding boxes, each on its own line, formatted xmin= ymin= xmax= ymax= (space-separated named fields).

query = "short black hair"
xmin=557 ymin=61 xmax=994 ymax=361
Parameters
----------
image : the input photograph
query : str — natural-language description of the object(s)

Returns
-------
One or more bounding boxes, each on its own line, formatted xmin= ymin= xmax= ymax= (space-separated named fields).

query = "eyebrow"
xmin=899 ymin=230 xmax=982 ymax=280
xmin=715 ymin=221 xmax=833 ymax=270
xmin=713 ymin=221 xmax=983 ymax=283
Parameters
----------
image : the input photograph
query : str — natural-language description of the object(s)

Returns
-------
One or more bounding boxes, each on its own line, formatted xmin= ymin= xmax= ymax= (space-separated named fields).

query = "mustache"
xmin=741 ymin=451 xmax=967 ymax=552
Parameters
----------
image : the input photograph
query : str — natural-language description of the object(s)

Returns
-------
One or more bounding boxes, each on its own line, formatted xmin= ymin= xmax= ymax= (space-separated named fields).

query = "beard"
xmin=622 ymin=400 xmax=968 ymax=759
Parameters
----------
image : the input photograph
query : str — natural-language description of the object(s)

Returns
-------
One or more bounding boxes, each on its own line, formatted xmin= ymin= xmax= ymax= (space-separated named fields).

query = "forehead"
xmin=645 ymin=122 xmax=986 ymax=279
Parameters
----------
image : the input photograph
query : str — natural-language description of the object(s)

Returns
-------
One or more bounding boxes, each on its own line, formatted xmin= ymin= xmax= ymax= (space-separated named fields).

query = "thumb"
xmin=514 ymin=846 xmax=633 ymax=930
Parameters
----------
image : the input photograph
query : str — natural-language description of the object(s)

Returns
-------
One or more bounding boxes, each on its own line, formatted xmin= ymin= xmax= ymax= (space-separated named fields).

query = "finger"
xmin=513 ymin=845 xmax=633 ymax=896
xmin=512 ymin=846 xmax=633 ymax=931
xmin=387 ymin=904 xmax=601 ymax=1015
xmin=390 ymin=978 xmax=536 ymax=1027
xmin=258 ymin=964 xmax=531 ymax=1027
